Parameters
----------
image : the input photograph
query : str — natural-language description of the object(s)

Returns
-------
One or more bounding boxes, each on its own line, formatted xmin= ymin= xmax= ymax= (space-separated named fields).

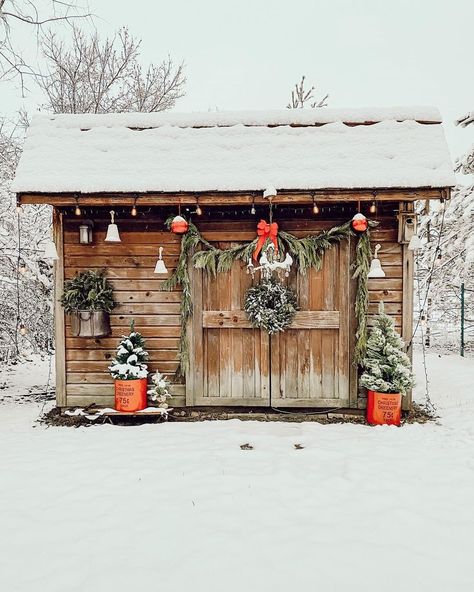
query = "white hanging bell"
xmin=43 ymin=238 xmax=59 ymax=260
xmin=105 ymin=210 xmax=121 ymax=243
xmin=367 ymin=244 xmax=386 ymax=278
xmin=154 ymin=246 xmax=168 ymax=275
xmin=408 ymin=234 xmax=423 ymax=251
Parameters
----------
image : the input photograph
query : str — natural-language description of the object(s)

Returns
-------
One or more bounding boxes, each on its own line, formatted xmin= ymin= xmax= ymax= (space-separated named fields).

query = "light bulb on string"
xmin=250 ymin=200 xmax=256 ymax=215
xmin=18 ymin=258 xmax=26 ymax=274
xmin=312 ymin=196 xmax=319 ymax=215
xmin=19 ymin=322 xmax=27 ymax=336
xmin=370 ymin=201 xmax=377 ymax=214
xmin=16 ymin=203 xmax=23 ymax=215
xmin=196 ymin=202 xmax=203 ymax=216
xmin=74 ymin=198 xmax=81 ymax=216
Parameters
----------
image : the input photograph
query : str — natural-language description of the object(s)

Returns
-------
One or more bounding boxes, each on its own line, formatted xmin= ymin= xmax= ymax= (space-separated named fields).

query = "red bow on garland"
xmin=253 ymin=219 xmax=279 ymax=261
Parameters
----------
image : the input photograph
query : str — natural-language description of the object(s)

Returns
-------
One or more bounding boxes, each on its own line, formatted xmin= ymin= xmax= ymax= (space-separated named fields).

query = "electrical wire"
xmin=408 ymin=203 xmax=446 ymax=350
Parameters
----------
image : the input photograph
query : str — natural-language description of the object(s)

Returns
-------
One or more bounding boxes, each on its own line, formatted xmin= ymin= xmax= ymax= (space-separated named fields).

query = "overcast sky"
xmin=3 ymin=0 xmax=473 ymax=160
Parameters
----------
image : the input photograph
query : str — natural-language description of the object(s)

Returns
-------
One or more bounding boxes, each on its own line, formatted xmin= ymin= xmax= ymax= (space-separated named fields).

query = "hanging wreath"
xmin=244 ymin=277 xmax=298 ymax=334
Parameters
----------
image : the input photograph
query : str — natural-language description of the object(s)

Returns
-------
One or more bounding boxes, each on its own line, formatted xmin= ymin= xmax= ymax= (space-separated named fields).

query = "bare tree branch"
xmin=286 ymin=75 xmax=329 ymax=109
xmin=0 ymin=0 xmax=91 ymax=91
xmin=36 ymin=25 xmax=186 ymax=114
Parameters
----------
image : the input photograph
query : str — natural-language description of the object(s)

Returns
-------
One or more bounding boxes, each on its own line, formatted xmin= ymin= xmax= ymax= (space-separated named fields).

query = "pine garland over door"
xmin=162 ymin=220 xmax=373 ymax=377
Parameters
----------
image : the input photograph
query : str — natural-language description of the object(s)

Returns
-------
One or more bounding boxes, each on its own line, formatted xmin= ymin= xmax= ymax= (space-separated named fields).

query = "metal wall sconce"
xmin=79 ymin=220 xmax=94 ymax=244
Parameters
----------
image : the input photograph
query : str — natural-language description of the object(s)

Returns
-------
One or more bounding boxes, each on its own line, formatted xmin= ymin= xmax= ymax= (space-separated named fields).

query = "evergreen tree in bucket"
xmin=360 ymin=303 xmax=414 ymax=395
xmin=109 ymin=321 xmax=149 ymax=411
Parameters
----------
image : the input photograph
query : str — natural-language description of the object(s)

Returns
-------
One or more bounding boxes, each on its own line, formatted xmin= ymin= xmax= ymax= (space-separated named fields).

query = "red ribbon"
xmin=253 ymin=219 xmax=279 ymax=261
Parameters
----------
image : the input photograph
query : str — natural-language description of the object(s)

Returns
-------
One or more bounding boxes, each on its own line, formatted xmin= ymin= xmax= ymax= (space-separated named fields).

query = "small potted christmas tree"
xmin=108 ymin=321 xmax=149 ymax=412
xmin=360 ymin=303 xmax=414 ymax=426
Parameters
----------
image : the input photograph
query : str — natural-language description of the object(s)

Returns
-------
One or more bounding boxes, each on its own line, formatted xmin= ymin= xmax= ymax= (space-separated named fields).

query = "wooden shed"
xmin=13 ymin=107 xmax=454 ymax=411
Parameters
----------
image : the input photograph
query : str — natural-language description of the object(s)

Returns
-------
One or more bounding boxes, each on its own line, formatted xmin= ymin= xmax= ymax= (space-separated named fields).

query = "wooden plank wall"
xmin=59 ymin=203 xmax=405 ymax=408
xmin=63 ymin=214 xmax=185 ymax=407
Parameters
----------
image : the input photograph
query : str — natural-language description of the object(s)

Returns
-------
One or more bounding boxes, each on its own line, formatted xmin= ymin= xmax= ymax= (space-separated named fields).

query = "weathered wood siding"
xmin=62 ymin=215 xmax=185 ymax=407
xmin=58 ymin=204 xmax=407 ymax=409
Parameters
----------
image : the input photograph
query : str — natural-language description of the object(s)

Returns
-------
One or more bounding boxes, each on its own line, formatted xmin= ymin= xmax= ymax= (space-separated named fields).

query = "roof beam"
xmin=17 ymin=188 xmax=449 ymax=207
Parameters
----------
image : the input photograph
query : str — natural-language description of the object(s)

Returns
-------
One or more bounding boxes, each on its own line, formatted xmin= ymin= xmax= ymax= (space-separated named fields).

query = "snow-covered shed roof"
xmin=13 ymin=107 xmax=455 ymax=194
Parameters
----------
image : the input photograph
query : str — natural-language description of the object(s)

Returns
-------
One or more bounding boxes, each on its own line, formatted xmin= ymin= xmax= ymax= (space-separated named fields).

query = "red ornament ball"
xmin=170 ymin=215 xmax=189 ymax=234
xmin=351 ymin=213 xmax=368 ymax=233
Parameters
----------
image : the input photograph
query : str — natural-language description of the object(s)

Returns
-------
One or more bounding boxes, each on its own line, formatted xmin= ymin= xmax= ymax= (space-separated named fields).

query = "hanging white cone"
xmin=263 ymin=186 xmax=277 ymax=200
xmin=105 ymin=210 xmax=121 ymax=242
xmin=154 ymin=246 xmax=168 ymax=274
xmin=43 ymin=238 xmax=59 ymax=260
xmin=367 ymin=244 xmax=386 ymax=278
xmin=408 ymin=234 xmax=423 ymax=251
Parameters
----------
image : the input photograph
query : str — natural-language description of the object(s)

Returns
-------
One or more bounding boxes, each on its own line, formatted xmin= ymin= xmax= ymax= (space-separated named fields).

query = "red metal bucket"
xmin=366 ymin=391 xmax=402 ymax=426
xmin=114 ymin=378 xmax=147 ymax=412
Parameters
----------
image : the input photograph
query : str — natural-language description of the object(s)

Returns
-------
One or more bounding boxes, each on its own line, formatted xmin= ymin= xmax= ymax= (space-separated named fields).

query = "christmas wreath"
xmin=244 ymin=277 xmax=298 ymax=334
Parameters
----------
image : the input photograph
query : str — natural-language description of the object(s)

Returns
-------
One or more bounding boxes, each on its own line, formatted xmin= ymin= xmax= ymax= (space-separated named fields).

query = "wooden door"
xmin=188 ymin=247 xmax=270 ymax=406
xmin=270 ymin=241 xmax=351 ymax=407
xmin=189 ymin=240 xmax=351 ymax=407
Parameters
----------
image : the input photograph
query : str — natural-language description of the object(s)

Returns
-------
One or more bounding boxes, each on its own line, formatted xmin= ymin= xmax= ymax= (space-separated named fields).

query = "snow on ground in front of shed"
xmin=1 ymin=351 xmax=473 ymax=592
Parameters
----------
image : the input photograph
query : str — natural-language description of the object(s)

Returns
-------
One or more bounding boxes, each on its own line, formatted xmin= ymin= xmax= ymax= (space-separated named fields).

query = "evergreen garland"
xmin=359 ymin=303 xmax=414 ymax=395
xmin=108 ymin=321 xmax=148 ymax=380
xmin=161 ymin=220 xmax=204 ymax=377
xmin=162 ymin=219 xmax=374 ymax=376
xmin=353 ymin=230 xmax=371 ymax=365
xmin=245 ymin=277 xmax=298 ymax=334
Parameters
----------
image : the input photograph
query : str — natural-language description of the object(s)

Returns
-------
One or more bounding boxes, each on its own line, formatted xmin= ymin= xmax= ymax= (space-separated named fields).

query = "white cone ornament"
xmin=351 ymin=212 xmax=368 ymax=233
xmin=367 ymin=244 xmax=386 ymax=278
xmin=408 ymin=234 xmax=423 ymax=251
xmin=154 ymin=246 xmax=168 ymax=275
xmin=263 ymin=186 xmax=277 ymax=200
xmin=43 ymin=239 xmax=59 ymax=260
xmin=105 ymin=210 xmax=121 ymax=243
xmin=170 ymin=215 xmax=189 ymax=234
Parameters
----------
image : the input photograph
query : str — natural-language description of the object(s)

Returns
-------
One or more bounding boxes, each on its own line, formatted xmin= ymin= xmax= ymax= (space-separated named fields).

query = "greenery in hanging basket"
xmin=60 ymin=270 xmax=115 ymax=313
xmin=359 ymin=303 xmax=414 ymax=395
xmin=244 ymin=276 xmax=298 ymax=334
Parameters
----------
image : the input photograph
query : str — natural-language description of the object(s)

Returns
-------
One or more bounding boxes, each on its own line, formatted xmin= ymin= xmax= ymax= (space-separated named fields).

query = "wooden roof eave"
xmin=17 ymin=187 xmax=451 ymax=207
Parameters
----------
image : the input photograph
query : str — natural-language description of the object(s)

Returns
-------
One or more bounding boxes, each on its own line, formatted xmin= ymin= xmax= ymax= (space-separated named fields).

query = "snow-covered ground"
xmin=1 ymin=351 xmax=473 ymax=592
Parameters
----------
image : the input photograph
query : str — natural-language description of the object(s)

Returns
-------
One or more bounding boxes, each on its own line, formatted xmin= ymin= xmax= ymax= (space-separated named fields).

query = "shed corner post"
xmin=400 ymin=201 xmax=415 ymax=411
xmin=52 ymin=207 xmax=67 ymax=408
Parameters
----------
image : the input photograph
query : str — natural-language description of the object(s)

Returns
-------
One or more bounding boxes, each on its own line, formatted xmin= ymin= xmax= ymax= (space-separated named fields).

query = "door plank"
xmin=202 ymin=310 xmax=340 ymax=329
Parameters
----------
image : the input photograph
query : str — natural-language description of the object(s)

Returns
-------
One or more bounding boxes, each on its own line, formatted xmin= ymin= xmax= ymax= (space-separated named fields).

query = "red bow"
xmin=253 ymin=219 xmax=279 ymax=261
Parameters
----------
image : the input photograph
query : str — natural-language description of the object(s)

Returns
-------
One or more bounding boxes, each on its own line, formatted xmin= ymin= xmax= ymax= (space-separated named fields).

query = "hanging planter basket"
xmin=70 ymin=310 xmax=111 ymax=338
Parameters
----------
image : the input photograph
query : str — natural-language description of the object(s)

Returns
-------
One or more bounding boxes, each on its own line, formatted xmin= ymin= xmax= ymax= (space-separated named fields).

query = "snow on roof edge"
xmin=29 ymin=105 xmax=443 ymax=131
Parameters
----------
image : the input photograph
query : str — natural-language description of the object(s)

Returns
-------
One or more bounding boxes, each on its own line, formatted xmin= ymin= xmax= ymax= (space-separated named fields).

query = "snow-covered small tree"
xmin=147 ymin=371 xmax=172 ymax=408
xmin=359 ymin=304 xmax=414 ymax=395
xmin=108 ymin=321 xmax=148 ymax=380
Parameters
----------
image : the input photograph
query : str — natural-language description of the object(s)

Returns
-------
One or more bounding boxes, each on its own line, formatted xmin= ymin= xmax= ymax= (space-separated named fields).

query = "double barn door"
xmin=188 ymin=240 xmax=352 ymax=407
